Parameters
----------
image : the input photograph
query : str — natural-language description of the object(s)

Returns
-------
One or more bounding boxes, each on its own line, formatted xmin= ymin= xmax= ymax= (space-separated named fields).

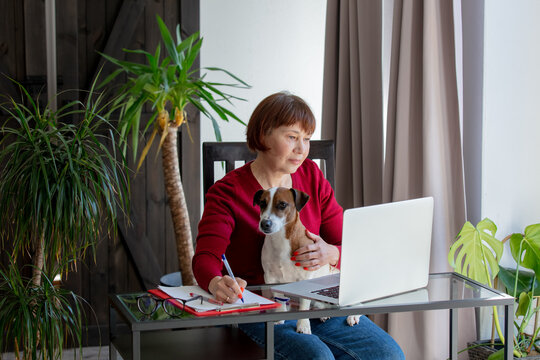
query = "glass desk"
xmin=109 ymin=272 xmax=514 ymax=360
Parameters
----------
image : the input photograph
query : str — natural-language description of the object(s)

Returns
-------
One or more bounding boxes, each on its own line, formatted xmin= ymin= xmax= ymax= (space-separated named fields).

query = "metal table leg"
xmin=505 ymin=304 xmax=513 ymax=360
xmin=109 ymin=305 xmax=117 ymax=360
xmin=133 ymin=330 xmax=141 ymax=360
xmin=449 ymin=308 xmax=458 ymax=359
xmin=265 ymin=321 xmax=274 ymax=360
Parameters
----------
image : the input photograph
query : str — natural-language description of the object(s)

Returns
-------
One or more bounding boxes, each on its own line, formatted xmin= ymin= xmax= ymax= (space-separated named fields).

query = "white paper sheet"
xmin=158 ymin=285 xmax=275 ymax=312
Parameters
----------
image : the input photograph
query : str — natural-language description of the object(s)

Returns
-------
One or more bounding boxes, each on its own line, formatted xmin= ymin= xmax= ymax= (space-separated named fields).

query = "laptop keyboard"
xmin=312 ymin=285 xmax=340 ymax=299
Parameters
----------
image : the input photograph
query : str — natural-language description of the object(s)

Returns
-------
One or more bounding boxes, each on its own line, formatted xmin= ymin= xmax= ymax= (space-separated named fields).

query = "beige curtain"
xmin=322 ymin=0 xmax=383 ymax=209
xmin=384 ymin=0 xmax=473 ymax=359
xmin=323 ymin=0 xmax=475 ymax=358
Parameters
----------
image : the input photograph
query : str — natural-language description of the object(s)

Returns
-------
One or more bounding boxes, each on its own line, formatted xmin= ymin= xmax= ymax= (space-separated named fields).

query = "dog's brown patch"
xmin=271 ymin=188 xmax=313 ymax=254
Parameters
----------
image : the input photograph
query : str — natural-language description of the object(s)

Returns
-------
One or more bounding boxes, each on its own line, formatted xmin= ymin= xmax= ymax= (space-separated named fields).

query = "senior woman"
xmin=192 ymin=92 xmax=404 ymax=360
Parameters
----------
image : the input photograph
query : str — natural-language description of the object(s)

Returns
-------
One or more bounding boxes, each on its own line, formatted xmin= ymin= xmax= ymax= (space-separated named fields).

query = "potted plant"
xmin=449 ymin=218 xmax=540 ymax=359
xmin=99 ymin=15 xmax=249 ymax=285
xmin=0 ymin=79 xmax=129 ymax=359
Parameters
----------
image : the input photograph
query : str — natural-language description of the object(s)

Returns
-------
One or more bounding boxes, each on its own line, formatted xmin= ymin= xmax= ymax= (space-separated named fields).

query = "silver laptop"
xmin=271 ymin=197 xmax=434 ymax=306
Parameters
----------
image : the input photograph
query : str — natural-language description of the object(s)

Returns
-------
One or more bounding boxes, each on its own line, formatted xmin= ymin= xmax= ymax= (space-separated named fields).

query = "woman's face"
xmin=260 ymin=123 xmax=312 ymax=174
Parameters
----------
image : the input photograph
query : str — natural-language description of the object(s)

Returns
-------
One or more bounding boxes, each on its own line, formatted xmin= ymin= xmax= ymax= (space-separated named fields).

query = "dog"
xmin=253 ymin=187 xmax=360 ymax=334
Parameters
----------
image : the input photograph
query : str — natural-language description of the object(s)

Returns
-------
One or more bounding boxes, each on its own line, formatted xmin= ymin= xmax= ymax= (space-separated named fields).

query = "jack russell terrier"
xmin=253 ymin=187 xmax=360 ymax=334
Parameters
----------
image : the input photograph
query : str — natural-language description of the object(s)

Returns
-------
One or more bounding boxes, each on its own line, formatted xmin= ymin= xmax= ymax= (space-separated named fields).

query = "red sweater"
xmin=192 ymin=159 xmax=343 ymax=291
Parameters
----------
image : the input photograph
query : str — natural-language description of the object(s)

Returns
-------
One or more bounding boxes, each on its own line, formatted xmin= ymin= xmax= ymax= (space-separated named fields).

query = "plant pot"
xmin=468 ymin=340 xmax=540 ymax=360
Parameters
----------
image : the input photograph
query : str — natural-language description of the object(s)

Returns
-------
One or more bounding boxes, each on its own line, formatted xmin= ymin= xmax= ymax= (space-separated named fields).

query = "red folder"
xmin=148 ymin=288 xmax=281 ymax=317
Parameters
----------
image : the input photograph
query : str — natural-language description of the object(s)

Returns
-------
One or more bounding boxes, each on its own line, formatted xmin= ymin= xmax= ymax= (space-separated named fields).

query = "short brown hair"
xmin=246 ymin=92 xmax=316 ymax=152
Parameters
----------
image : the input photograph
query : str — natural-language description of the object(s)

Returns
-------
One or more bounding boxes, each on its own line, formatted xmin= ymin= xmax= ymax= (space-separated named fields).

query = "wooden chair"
xmin=202 ymin=139 xmax=335 ymax=198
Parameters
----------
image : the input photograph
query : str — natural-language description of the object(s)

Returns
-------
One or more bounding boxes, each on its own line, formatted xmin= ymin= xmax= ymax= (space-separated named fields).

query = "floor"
xmin=2 ymin=346 xmax=115 ymax=360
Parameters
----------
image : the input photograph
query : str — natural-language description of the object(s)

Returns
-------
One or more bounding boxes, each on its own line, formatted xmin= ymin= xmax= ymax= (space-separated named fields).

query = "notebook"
xmin=271 ymin=196 xmax=434 ymax=306
xmin=149 ymin=285 xmax=280 ymax=317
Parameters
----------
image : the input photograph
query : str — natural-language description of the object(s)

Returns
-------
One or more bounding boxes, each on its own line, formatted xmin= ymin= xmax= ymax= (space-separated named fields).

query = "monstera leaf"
xmin=498 ymin=267 xmax=540 ymax=297
xmin=448 ymin=218 xmax=504 ymax=286
xmin=509 ymin=224 xmax=540 ymax=280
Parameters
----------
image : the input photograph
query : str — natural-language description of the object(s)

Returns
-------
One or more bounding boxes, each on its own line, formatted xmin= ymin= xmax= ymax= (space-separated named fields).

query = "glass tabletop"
xmin=111 ymin=272 xmax=513 ymax=324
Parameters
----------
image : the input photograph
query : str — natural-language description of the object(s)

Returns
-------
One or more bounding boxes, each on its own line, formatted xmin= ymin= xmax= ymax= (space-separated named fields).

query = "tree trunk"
xmin=32 ymin=231 xmax=45 ymax=287
xmin=161 ymin=125 xmax=196 ymax=285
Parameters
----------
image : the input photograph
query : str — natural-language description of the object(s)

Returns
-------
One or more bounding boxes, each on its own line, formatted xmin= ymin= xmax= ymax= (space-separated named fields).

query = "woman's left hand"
xmin=292 ymin=230 xmax=340 ymax=271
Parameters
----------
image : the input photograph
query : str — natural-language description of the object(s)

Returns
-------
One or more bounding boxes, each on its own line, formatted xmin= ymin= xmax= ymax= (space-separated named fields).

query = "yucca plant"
xmin=0 ymin=78 xmax=129 ymax=359
xmin=100 ymin=14 xmax=249 ymax=285
xmin=0 ymin=258 xmax=87 ymax=360
xmin=0 ymin=79 xmax=129 ymax=286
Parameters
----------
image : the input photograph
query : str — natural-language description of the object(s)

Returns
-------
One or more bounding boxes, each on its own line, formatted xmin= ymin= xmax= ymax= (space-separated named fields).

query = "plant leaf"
xmin=498 ymin=267 xmax=540 ymax=296
xmin=516 ymin=291 xmax=531 ymax=317
xmin=448 ymin=218 xmax=503 ymax=285
xmin=509 ymin=224 xmax=540 ymax=280
xmin=156 ymin=14 xmax=179 ymax=66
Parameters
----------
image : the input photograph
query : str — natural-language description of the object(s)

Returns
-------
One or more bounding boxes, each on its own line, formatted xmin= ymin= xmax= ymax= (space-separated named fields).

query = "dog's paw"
xmin=274 ymin=320 xmax=285 ymax=325
xmin=319 ymin=317 xmax=330 ymax=322
xmin=346 ymin=315 xmax=361 ymax=326
xmin=296 ymin=319 xmax=311 ymax=334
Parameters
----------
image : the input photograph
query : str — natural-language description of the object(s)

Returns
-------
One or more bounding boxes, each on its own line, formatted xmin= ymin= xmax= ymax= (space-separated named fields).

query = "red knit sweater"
xmin=192 ymin=159 xmax=343 ymax=291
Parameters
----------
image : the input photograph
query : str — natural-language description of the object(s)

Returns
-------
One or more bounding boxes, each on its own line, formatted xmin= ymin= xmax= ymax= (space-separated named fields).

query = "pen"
xmin=221 ymin=254 xmax=244 ymax=303
xmin=189 ymin=292 xmax=224 ymax=306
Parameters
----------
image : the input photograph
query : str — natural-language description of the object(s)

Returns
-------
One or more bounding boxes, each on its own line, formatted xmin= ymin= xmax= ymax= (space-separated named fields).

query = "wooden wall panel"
xmin=0 ymin=0 xmax=23 ymax=98
xmin=23 ymin=0 xmax=46 ymax=77
xmin=180 ymin=0 xmax=201 ymax=243
xmin=56 ymin=0 xmax=79 ymax=107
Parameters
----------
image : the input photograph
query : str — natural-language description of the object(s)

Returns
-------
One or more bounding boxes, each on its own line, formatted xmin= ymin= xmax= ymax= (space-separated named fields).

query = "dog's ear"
xmin=290 ymin=188 xmax=310 ymax=212
xmin=253 ymin=189 xmax=265 ymax=207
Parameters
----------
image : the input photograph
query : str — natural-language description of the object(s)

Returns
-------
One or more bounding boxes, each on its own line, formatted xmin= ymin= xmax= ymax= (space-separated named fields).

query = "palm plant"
xmin=0 ymin=79 xmax=129 ymax=359
xmin=100 ymin=15 xmax=249 ymax=285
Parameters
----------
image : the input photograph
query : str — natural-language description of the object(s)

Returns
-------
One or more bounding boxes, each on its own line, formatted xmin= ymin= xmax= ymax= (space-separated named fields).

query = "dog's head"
xmin=253 ymin=187 xmax=310 ymax=235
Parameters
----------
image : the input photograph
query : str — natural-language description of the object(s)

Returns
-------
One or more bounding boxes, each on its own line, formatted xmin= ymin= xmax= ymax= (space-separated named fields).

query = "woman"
xmin=192 ymin=92 xmax=404 ymax=360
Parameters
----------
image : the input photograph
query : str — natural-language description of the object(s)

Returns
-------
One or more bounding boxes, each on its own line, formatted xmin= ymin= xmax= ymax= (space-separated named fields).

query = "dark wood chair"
xmin=202 ymin=139 xmax=335 ymax=198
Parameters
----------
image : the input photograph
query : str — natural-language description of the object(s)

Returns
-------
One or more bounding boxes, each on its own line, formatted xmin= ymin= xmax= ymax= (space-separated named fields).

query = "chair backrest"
xmin=202 ymin=140 xmax=335 ymax=198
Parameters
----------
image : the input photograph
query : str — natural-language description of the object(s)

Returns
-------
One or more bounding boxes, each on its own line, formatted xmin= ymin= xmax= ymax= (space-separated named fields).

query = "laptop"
xmin=271 ymin=197 xmax=434 ymax=306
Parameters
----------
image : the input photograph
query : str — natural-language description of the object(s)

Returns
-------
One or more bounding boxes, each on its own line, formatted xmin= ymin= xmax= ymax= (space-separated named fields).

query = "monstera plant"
xmin=448 ymin=218 xmax=506 ymax=346
xmin=449 ymin=219 xmax=540 ymax=359
xmin=100 ymin=15 xmax=248 ymax=285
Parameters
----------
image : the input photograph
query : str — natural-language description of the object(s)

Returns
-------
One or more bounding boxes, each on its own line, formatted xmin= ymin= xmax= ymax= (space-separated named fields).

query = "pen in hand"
xmin=221 ymin=254 xmax=244 ymax=303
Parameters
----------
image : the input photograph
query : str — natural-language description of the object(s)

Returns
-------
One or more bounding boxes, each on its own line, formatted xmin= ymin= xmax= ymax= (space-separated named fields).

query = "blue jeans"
xmin=239 ymin=316 xmax=404 ymax=360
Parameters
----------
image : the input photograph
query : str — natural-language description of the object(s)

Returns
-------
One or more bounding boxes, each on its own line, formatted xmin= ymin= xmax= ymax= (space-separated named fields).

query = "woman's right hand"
xmin=208 ymin=275 xmax=247 ymax=303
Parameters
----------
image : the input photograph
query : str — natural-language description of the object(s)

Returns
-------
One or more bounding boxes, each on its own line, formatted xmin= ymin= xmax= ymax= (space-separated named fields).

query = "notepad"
xmin=148 ymin=285 xmax=280 ymax=316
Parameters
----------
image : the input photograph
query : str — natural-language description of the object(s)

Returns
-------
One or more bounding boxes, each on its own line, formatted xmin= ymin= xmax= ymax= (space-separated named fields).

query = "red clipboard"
xmin=148 ymin=288 xmax=281 ymax=317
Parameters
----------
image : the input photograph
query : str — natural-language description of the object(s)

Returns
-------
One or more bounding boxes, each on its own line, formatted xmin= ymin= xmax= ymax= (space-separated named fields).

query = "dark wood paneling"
xmin=23 ymin=0 xmax=46 ymax=77
xmin=91 ymin=0 xmax=146 ymax=87
xmin=180 ymin=0 xmax=201 ymax=242
xmin=56 ymin=0 xmax=79 ymax=107
xmin=0 ymin=0 xmax=21 ymax=98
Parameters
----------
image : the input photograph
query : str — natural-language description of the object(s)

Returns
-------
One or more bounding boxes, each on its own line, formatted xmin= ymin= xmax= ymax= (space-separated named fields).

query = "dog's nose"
xmin=260 ymin=219 xmax=273 ymax=232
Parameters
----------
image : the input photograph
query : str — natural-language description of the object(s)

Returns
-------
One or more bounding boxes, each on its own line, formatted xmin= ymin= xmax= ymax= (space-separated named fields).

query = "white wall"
xmin=200 ymin=0 xmax=327 ymax=145
xmin=482 ymin=0 xmax=540 ymax=267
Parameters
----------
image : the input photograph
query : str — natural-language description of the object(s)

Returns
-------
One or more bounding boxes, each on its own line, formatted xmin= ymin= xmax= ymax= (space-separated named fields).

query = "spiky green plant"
xmin=0 ymin=78 xmax=129 ymax=359
xmin=0 ymin=79 xmax=129 ymax=286
xmin=100 ymin=14 xmax=249 ymax=285
xmin=0 ymin=258 xmax=87 ymax=360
